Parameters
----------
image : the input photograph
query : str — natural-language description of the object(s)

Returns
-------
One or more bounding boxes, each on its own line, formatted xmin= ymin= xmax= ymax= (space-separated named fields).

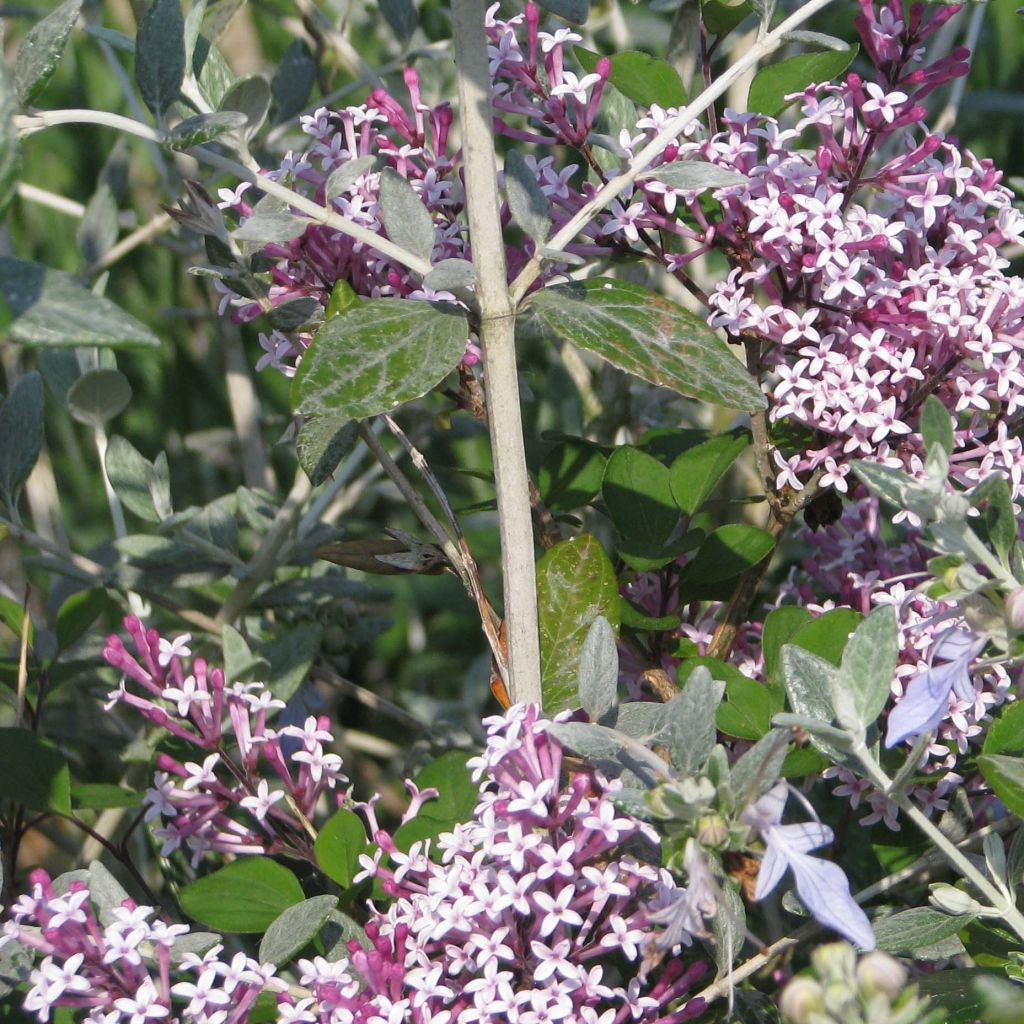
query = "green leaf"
xmin=379 ymin=168 xmax=435 ymax=264
xmin=639 ymin=161 xmax=748 ymax=192
xmin=920 ymin=394 xmax=954 ymax=458
xmin=0 ymin=595 xmax=33 ymax=647
xmin=77 ymin=184 xmax=119 ymax=268
xmin=0 ymin=257 xmax=161 ymax=348
xmin=135 ymin=0 xmax=186 ymax=116
xmin=504 ymin=148 xmax=550 ymax=243
xmin=263 ymin=623 xmax=322 ymax=703
xmin=709 ymin=665 xmax=784 ymax=740
xmin=575 ymin=48 xmax=686 ymax=108
xmin=983 ymin=701 xmax=1024 ymax=757
xmin=15 ymin=0 xmax=83 ymax=104
xmin=578 ymin=616 xmax=618 ymax=721
xmin=669 ymin=428 xmax=749 ymax=517
xmin=293 ymin=300 xmax=469 ymax=421
xmin=788 ymin=608 xmax=863 ymax=666
xmin=873 ymin=907 xmax=975 ymax=957
xmin=701 ymin=0 xmax=753 ymax=37
xmin=0 ymin=54 xmax=19 ymax=222
xmin=779 ymin=644 xmax=851 ymax=765
xmin=837 ymin=605 xmax=898 ymax=729
xmin=748 ymin=46 xmax=858 ymax=118
xmin=222 ymin=625 xmax=269 ymax=686
xmin=978 ymin=754 xmax=1024 ymax=818
xmin=538 ymin=440 xmax=606 ymax=512
xmin=762 ymin=606 xmax=813 ymax=683
xmin=296 ymin=415 xmax=358 ymax=486
xmin=271 ymin=39 xmax=316 ymax=123
xmin=104 ymin=435 xmax=172 ymax=523
xmin=0 ymin=728 xmax=71 ymax=814
xmin=664 ymin=666 xmax=724 ymax=772
xmin=179 ymin=858 xmax=304 ymax=933
xmin=380 ymin=0 xmax=418 ymax=43
xmin=519 ymin=278 xmax=765 ymax=412
xmin=66 ymin=368 xmax=132 ymax=426
xmin=916 ymin=969 xmax=1002 ymax=1024
xmin=602 ymin=445 xmax=678 ymax=545
xmin=322 ymin=910 xmax=371 ymax=959
xmin=0 ymin=371 xmax=44 ymax=514
xmin=681 ymin=524 xmax=774 ymax=587
xmin=259 ymin=895 xmax=338 ymax=965
xmin=166 ymin=110 xmax=248 ymax=150
xmin=394 ymin=751 xmax=479 ymax=852
xmin=535 ymin=0 xmax=590 ymax=23
xmin=314 ymin=809 xmax=369 ymax=887
xmin=537 ymin=535 xmax=621 ymax=714
xmin=325 ymin=157 xmax=379 ymax=203
xmin=423 ymin=258 xmax=476 ymax=292
xmin=71 ymin=783 xmax=143 ymax=810
xmin=56 ymin=588 xmax=110 ymax=650
xmin=234 ymin=211 xmax=310 ymax=245
xmin=982 ymin=476 xmax=1016 ymax=566
xmin=218 ymin=73 xmax=271 ymax=141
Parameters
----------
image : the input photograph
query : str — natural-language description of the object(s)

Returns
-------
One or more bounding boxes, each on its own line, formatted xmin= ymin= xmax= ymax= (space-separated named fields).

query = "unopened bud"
xmin=856 ymin=951 xmax=907 ymax=999
xmin=696 ymin=814 xmax=729 ymax=848
xmin=929 ymin=882 xmax=984 ymax=916
xmin=779 ymin=977 xmax=825 ymax=1024
xmin=1006 ymin=587 xmax=1024 ymax=632
xmin=811 ymin=941 xmax=857 ymax=984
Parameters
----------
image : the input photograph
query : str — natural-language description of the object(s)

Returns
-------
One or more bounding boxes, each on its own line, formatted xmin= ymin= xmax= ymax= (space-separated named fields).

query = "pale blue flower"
xmin=885 ymin=628 xmax=986 ymax=748
xmin=743 ymin=784 xmax=875 ymax=950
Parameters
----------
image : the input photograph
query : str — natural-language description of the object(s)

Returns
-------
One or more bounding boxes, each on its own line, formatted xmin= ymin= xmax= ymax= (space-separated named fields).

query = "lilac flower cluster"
xmin=785 ymin=496 xmax=1015 ymax=828
xmin=349 ymin=703 xmax=710 ymax=1024
xmin=0 ymin=871 xmax=277 ymax=1023
xmin=103 ymin=616 xmax=346 ymax=865
xmin=695 ymin=0 xmax=1024 ymax=494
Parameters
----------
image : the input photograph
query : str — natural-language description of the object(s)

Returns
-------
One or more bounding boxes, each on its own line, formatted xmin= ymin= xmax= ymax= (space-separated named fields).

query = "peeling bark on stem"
xmin=452 ymin=0 xmax=542 ymax=707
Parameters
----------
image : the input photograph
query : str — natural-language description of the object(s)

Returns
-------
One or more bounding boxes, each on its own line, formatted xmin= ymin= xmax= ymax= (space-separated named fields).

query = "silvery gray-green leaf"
xmin=219 ymin=73 xmax=271 ymax=141
xmin=234 ymin=211 xmax=311 ymax=245
xmin=0 ymin=48 xmax=20 ymax=223
xmin=664 ymin=666 xmax=724 ymax=773
xmin=77 ymin=184 xmax=119 ymax=268
xmin=611 ymin=701 xmax=669 ymax=740
xmin=577 ymin=615 xmax=618 ymax=722
xmin=504 ymin=148 xmax=551 ymax=243
xmin=166 ymin=111 xmax=248 ymax=151
xmin=296 ymin=415 xmax=358 ymax=486
xmin=87 ymin=861 xmax=130 ymax=926
xmin=258 ymin=895 xmax=338 ymax=965
xmin=222 ymin=624 xmax=270 ymax=686
xmin=0 ymin=257 xmax=160 ymax=348
xmin=169 ymin=931 xmax=222 ymax=965
xmin=183 ymin=0 xmax=209 ymax=68
xmin=380 ymin=0 xmax=418 ymax=44
xmin=325 ymin=156 xmax=379 ymax=201
xmin=873 ymin=907 xmax=975 ymax=958
xmin=837 ymin=605 xmax=898 ymax=730
xmin=14 ymin=0 xmax=83 ymax=105
xmin=851 ymin=458 xmax=942 ymax=521
xmin=0 ymin=371 xmax=44 ymax=514
xmin=779 ymin=644 xmax=854 ymax=765
xmin=639 ymin=161 xmax=748 ymax=191
xmin=104 ymin=435 xmax=172 ymax=523
xmin=423 ymin=258 xmax=477 ymax=293
xmin=730 ymin=728 xmax=791 ymax=807
xmin=135 ymin=0 xmax=186 ymax=116
xmin=0 ymin=937 xmax=32 ymax=999
xmin=271 ymin=39 xmax=316 ymax=123
xmin=322 ymin=910 xmax=371 ymax=960
xmin=379 ymin=168 xmax=436 ymax=265
xmin=67 ymin=368 xmax=132 ymax=427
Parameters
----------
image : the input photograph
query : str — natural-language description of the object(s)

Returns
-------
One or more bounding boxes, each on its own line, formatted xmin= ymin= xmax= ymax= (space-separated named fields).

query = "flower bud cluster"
xmin=779 ymin=942 xmax=937 ymax=1024
xmin=103 ymin=616 xmax=346 ymax=865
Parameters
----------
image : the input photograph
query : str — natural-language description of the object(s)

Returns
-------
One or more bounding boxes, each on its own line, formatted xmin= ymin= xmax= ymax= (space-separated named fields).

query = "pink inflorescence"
xmin=0 ymin=871 xmax=277 ymax=1023
xmin=102 ymin=616 xmax=346 ymax=865
xmin=345 ymin=703 xmax=709 ymax=1024
xmin=693 ymin=0 xmax=1024 ymax=494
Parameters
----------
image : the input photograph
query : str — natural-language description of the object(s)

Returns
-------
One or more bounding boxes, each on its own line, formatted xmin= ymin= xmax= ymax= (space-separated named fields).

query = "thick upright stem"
xmin=451 ymin=0 xmax=542 ymax=707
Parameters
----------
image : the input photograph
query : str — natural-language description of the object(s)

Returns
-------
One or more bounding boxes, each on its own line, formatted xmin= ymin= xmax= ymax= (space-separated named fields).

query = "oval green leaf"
xmin=314 ymin=808 xmax=369 ymax=887
xmin=258 ymin=895 xmax=338 ymax=965
xmin=179 ymin=857 xmax=304 ymax=933
xmin=537 ymin=534 xmax=622 ymax=713
xmin=293 ymin=300 xmax=469 ymax=421
xmin=519 ymin=278 xmax=765 ymax=412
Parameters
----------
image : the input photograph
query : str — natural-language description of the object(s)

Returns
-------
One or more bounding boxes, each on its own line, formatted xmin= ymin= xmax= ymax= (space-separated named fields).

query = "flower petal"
xmin=788 ymin=849 xmax=875 ymax=950
xmin=884 ymin=660 xmax=960 ymax=748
